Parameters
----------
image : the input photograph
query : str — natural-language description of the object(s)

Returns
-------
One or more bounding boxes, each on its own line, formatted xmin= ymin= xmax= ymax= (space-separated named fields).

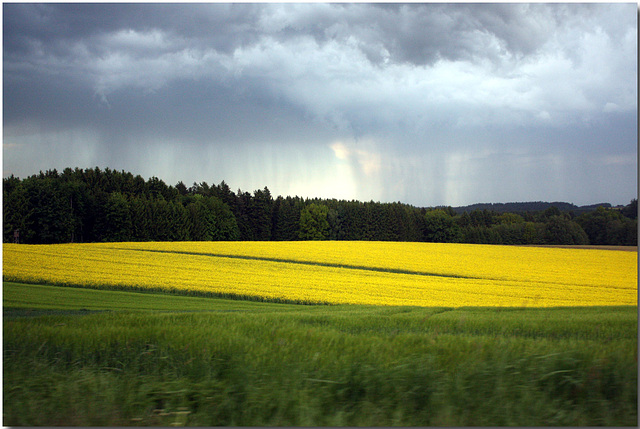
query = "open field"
xmin=3 ymin=282 xmax=638 ymax=426
xmin=3 ymin=241 xmax=637 ymax=306
xmin=3 ymin=281 xmax=300 ymax=314
xmin=3 ymin=242 xmax=637 ymax=425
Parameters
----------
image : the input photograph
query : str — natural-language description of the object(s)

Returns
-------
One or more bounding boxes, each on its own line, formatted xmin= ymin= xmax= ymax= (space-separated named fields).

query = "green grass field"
xmin=3 ymin=281 xmax=303 ymax=313
xmin=3 ymin=281 xmax=637 ymax=426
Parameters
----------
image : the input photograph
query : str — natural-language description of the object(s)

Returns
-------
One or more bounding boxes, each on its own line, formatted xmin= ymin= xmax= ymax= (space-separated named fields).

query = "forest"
xmin=3 ymin=167 xmax=637 ymax=246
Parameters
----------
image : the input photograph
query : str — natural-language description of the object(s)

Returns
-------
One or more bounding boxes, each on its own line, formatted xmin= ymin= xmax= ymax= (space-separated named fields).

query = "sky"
xmin=3 ymin=3 xmax=637 ymax=207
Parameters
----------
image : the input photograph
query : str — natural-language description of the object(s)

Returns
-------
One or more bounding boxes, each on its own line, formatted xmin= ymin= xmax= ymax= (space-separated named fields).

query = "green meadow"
xmin=3 ymin=282 xmax=638 ymax=426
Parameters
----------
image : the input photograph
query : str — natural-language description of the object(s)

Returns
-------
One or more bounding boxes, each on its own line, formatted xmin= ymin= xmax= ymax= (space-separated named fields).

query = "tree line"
xmin=452 ymin=201 xmax=613 ymax=215
xmin=3 ymin=167 xmax=637 ymax=246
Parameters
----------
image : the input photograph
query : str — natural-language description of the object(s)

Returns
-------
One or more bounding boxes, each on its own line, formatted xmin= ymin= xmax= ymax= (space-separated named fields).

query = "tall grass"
xmin=3 ymin=282 xmax=305 ymax=312
xmin=4 ymin=294 xmax=637 ymax=426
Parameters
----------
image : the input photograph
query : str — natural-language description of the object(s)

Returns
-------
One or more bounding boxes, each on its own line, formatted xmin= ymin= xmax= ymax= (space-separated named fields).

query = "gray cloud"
xmin=3 ymin=3 xmax=636 ymax=206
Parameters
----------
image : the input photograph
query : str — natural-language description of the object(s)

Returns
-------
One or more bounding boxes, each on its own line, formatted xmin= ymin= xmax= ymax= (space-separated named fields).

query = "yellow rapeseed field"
xmin=3 ymin=241 xmax=637 ymax=307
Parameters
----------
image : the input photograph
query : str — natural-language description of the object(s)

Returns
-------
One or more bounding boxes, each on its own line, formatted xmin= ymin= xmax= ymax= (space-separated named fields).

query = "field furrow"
xmin=107 ymin=241 xmax=637 ymax=288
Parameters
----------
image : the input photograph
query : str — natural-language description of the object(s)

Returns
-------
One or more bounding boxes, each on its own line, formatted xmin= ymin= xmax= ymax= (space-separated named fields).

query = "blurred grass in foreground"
xmin=3 ymin=283 xmax=637 ymax=426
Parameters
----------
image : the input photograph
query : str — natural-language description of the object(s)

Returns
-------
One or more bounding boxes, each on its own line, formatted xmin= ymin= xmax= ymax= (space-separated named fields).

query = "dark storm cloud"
xmin=2 ymin=3 xmax=567 ymax=71
xmin=4 ymin=4 xmax=300 ymax=133
xmin=3 ymin=3 xmax=637 ymax=206
xmin=3 ymin=4 xmax=258 ymax=53
xmin=249 ymin=3 xmax=562 ymax=65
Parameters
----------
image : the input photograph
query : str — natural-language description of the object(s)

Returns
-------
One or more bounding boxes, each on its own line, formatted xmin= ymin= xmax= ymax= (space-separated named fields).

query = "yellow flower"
xmin=3 ymin=241 xmax=636 ymax=307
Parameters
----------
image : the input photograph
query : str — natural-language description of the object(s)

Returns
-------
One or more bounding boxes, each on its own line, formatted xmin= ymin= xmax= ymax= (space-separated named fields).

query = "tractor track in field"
xmin=121 ymin=247 xmax=486 ymax=280
xmin=117 ymin=247 xmax=636 ymax=289
xmin=120 ymin=247 xmax=632 ymax=291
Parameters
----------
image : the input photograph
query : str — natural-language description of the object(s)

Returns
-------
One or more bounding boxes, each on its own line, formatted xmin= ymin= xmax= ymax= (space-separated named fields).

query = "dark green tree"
xmin=3 ymin=177 xmax=30 ymax=243
xmin=212 ymin=181 xmax=237 ymax=209
xmin=102 ymin=192 xmax=132 ymax=242
xmin=251 ymin=187 xmax=273 ymax=240
xmin=184 ymin=194 xmax=239 ymax=241
xmin=604 ymin=218 xmax=637 ymax=246
xmin=234 ymin=190 xmax=256 ymax=240
xmin=299 ymin=203 xmax=330 ymax=240
xmin=130 ymin=196 xmax=153 ymax=241
xmin=543 ymin=216 xmax=589 ymax=245
xmin=205 ymin=196 xmax=240 ymax=240
xmin=272 ymin=196 xmax=303 ymax=240
xmin=576 ymin=206 xmax=623 ymax=245
xmin=522 ymin=222 xmax=541 ymax=244
xmin=186 ymin=196 xmax=215 ymax=241
xmin=20 ymin=177 xmax=75 ymax=243
xmin=423 ymin=209 xmax=461 ymax=243
xmin=175 ymin=181 xmax=188 ymax=196
xmin=621 ymin=199 xmax=637 ymax=220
